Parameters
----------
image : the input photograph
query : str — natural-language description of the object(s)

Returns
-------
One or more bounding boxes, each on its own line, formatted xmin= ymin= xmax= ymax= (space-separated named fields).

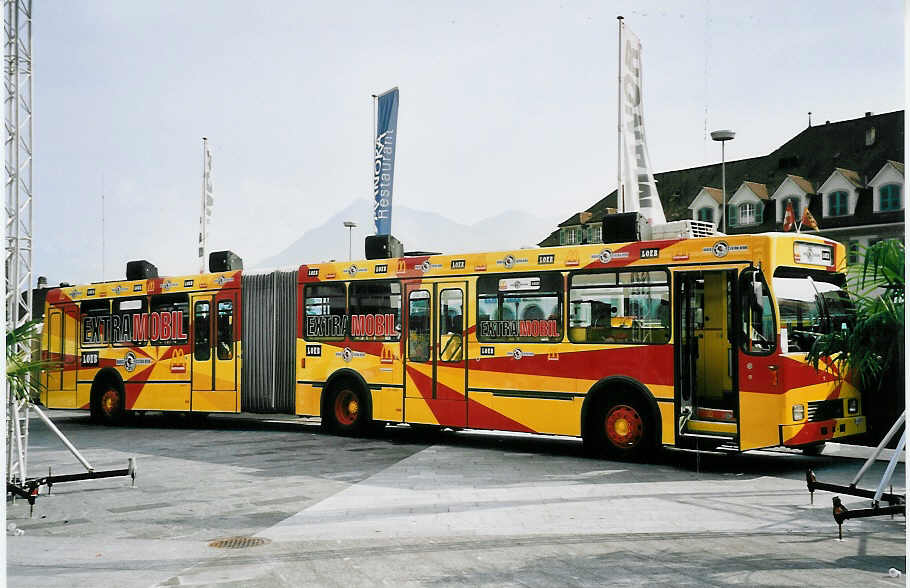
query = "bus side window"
xmin=194 ymin=301 xmax=211 ymax=361
xmin=439 ymin=289 xmax=463 ymax=362
xmin=150 ymin=293 xmax=189 ymax=346
xmin=217 ymin=300 xmax=233 ymax=360
xmin=408 ymin=290 xmax=430 ymax=362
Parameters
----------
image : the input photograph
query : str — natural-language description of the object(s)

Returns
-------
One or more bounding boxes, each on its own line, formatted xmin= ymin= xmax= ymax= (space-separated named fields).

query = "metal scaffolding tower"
xmin=5 ymin=0 xmax=33 ymax=485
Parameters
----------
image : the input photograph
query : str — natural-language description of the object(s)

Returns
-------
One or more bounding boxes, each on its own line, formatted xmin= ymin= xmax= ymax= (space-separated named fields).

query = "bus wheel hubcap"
xmin=101 ymin=389 xmax=119 ymax=415
xmin=606 ymin=405 xmax=642 ymax=447
xmin=335 ymin=390 xmax=359 ymax=426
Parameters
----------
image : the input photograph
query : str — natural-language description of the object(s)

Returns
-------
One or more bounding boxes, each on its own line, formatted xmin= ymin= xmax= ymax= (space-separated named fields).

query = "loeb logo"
xmin=307 ymin=268 xmax=320 ymax=277
xmin=480 ymin=346 xmax=495 ymax=356
xmin=450 ymin=259 xmax=466 ymax=270
xmin=305 ymin=344 xmax=322 ymax=357
xmin=538 ymin=254 xmax=555 ymax=265
xmin=375 ymin=264 xmax=388 ymax=274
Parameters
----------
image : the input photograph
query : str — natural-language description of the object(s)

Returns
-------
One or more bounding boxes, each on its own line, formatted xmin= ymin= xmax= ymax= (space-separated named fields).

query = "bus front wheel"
xmin=587 ymin=391 xmax=655 ymax=461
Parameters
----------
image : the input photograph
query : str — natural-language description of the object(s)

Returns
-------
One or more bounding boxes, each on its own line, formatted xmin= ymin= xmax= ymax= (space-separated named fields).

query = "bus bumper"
xmin=781 ymin=416 xmax=867 ymax=447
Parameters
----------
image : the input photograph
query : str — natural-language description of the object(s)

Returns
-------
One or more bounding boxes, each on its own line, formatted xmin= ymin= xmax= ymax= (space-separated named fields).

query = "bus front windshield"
xmin=773 ymin=269 xmax=854 ymax=353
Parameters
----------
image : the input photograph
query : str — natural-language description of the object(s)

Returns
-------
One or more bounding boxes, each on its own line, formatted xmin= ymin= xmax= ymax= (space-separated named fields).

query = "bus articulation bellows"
xmin=41 ymin=231 xmax=865 ymax=458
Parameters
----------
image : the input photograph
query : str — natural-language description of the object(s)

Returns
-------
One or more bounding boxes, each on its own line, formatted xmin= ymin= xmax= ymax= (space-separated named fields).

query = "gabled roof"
xmin=558 ymin=211 xmax=592 ymax=228
xmin=689 ymin=186 xmax=723 ymax=206
xmin=868 ymin=160 xmax=905 ymax=186
xmin=740 ymin=181 xmax=769 ymax=200
xmin=785 ymin=174 xmax=815 ymax=195
xmin=538 ymin=110 xmax=905 ymax=247
xmin=834 ymin=167 xmax=863 ymax=188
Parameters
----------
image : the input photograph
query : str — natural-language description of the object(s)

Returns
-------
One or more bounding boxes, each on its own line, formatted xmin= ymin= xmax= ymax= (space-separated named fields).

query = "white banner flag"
xmin=619 ymin=23 xmax=665 ymax=225
xmin=199 ymin=139 xmax=213 ymax=272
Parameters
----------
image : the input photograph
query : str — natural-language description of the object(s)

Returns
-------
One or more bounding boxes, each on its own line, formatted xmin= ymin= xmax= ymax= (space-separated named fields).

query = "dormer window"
xmin=589 ymin=225 xmax=602 ymax=243
xmin=879 ymin=184 xmax=902 ymax=211
xmin=697 ymin=207 xmax=714 ymax=223
xmin=827 ymin=191 xmax=849 ymax=216
xmin=739 ymin=202 xmax=756 ymax=225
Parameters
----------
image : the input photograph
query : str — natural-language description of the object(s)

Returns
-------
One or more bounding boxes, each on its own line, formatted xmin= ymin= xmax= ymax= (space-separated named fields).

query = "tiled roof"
xmin=539 ymin=110 xmax=904 ymax=246
xmin=557 ymin=211 xmax=592 ymax=227
xmin=835 ymin=167 xmax=863 ymax=188
xmin=785 ymin=174 xmax=815 ymax=195
xmin=742 ymin=181 xmax=769 ymax=200
xmin=700 ymin=186 xmax=723 ymax=204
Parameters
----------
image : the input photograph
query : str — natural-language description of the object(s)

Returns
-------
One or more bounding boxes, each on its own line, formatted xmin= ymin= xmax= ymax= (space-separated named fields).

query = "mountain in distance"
xmin=253 ymin=199 xmax=559 ymax=269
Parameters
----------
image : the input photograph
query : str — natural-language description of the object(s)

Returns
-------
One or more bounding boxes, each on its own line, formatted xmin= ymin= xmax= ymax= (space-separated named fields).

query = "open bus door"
xmin=190 ymin=291 xmax=238 ymax=412
xmin=674 ymin=268 xmax=740 ymax=448
xmin=403 ymin=280 xmax=467 ymax=427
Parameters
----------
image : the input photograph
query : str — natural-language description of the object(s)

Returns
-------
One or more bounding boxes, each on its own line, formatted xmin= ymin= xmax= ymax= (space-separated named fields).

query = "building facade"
xmin=540 ymin=111 xmax=904 ymax=266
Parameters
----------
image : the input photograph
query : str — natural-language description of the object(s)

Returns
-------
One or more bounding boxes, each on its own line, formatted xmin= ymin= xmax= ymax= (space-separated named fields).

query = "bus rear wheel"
xmin=587 ymin=392 xmax=655 ymax=461
xmin=326 ymin=381 xmax=368 ymax=435
xmin=93 ymin=384 xmax=124 ymax=425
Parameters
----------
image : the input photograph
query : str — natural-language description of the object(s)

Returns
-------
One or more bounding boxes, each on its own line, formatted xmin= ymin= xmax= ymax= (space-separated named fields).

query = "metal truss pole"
xmin=5 ymin=0 xmax=33 ymax=486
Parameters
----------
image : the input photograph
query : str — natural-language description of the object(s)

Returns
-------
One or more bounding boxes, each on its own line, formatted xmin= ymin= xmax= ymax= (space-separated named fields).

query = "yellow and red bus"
xmin=41 ymin=269 xmax=242 ymax=422
xmin=42 ymin=231 xmax=865 ymax=458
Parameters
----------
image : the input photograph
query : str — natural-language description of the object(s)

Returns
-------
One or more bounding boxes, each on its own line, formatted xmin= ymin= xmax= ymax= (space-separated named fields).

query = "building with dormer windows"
xmin=539 ymin=111 xmax=903 ymax=265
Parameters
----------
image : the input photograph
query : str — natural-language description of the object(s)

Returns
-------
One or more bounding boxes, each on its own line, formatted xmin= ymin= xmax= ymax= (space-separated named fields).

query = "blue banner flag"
xmin=373 ymin=88 xmax=399 ymax=235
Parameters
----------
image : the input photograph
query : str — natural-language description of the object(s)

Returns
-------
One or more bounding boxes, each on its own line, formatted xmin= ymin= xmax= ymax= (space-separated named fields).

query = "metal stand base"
xmin=7 ymin=403 xmax=137 ymax=517
xmin=806 ymin=411 xmax=906 ymax=538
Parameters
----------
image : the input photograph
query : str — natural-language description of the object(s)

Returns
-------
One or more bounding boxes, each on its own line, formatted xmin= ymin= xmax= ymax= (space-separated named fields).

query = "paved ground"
xmin=6 ymin=410 xmax=906 ymax=587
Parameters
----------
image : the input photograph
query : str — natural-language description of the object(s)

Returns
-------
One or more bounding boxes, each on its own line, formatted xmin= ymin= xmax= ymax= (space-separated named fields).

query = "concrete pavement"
xmin=6 ymin=411 xmax=905 ymax=587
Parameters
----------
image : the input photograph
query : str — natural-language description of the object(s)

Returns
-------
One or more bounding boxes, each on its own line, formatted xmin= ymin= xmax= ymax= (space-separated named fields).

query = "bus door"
xmin=403 ymin=280 xmax=468 ymax=427
xmin=674 ymin=268 xmax=739 ymax=445
xmin=190 ymin=292 xmax=238 ymax=412
xmin=44 ymin=304 xmax=77 ymax=407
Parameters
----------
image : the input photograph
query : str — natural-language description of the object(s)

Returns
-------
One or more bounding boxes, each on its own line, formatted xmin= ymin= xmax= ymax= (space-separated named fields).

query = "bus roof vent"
xmin=650 ymin=220 xmax=719 ymax=240
xmin=126 ymin=260 xmax=158 ymax=281
xmin=601 ymin=212 xmax=652 ymax=244
xmin=365 ymin=234 xmax=404 ymax=260
xmin=209 ymin=250 xmax=243 ymax=272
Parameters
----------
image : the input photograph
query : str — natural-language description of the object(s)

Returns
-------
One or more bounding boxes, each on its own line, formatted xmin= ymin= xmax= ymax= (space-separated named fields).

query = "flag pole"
xmin=371 ymin=93 xmax=377 ymax=235
xmin=617 ymin=15 xmax=624 ymax=213
xmin=200 ymin=137 xmax=207 ymax=274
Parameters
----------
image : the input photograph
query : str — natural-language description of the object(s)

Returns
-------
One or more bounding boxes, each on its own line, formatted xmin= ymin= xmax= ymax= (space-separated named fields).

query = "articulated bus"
xmin=42 ymin=231 xmax=865 ymax=458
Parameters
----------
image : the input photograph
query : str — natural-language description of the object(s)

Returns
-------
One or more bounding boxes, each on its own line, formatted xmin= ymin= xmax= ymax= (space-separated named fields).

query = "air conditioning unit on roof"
xmin=650 ymin=220 xmax=718 ymax=240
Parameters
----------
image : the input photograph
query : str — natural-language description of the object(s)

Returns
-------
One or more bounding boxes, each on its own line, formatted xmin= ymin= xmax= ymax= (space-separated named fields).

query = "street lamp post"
xmin=710 ymin=129 xmax=735 ymax=233
xmin=343 ymin=221 xmax=358 ymax=260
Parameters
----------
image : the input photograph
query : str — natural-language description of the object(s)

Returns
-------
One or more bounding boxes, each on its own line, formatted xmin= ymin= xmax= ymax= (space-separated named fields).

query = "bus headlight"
xmin=792 ymin=404 xmax=805 ymax=421
xmin=847 ymin=398 xmax=859 ymax=414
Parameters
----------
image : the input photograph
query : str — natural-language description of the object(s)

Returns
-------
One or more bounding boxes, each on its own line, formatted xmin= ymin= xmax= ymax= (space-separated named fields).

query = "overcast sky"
xmin=34 ymin=0 xmax=904 ymax=286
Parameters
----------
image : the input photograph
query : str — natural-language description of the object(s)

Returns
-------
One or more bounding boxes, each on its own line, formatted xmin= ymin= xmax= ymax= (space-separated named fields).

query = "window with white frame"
xmin=564 ymin=227 xmax=579 ymax=245
xmin=589 ymin=224 xmax=602 ymax=243
xmin=739 ymin=202 xmax=756 ymax=225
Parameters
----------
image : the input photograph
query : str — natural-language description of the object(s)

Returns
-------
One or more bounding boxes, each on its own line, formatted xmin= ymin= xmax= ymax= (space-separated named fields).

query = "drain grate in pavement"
xmin=208 ymin=536 xmax=271 ymax=549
